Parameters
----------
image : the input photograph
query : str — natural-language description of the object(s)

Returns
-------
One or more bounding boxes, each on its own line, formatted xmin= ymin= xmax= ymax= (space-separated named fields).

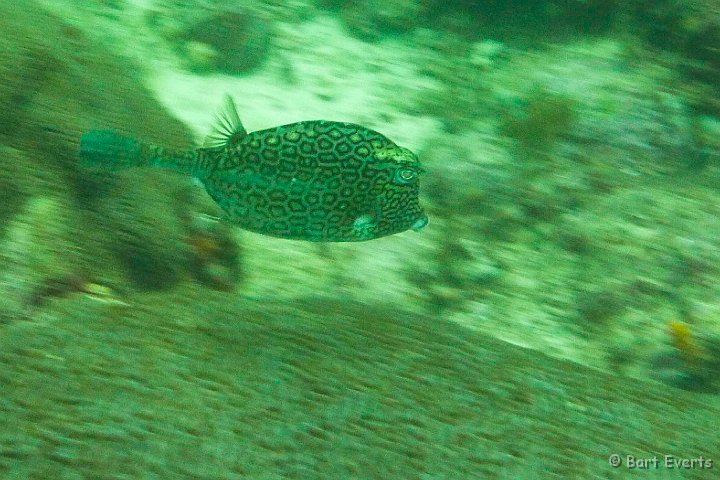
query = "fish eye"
xmin=394 ymin=168 xmax=417 ymax=184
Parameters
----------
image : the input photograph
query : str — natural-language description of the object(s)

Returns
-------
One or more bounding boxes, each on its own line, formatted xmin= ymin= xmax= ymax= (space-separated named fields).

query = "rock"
xmin=154 ymin=6 xmax=272 ymax=74
xmin=0 ymin=197 xmax=79 ymax=318
xmin=340 ymin=0 xmax=427 ymax=41
xmin=100 ymin=175 xmax=190 ymax=290
xmin=0 ymin=0 xmax=197 ymax=290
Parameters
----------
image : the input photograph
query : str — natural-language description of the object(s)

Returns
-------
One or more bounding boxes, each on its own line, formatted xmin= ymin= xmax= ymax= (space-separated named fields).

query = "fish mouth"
xmin=411 ymin=214 xmax=429 ymax=232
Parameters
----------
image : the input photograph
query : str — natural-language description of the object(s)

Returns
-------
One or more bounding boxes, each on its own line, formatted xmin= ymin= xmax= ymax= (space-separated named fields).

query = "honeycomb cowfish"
xmin=80 ymin=96 xmax=428 ymax=242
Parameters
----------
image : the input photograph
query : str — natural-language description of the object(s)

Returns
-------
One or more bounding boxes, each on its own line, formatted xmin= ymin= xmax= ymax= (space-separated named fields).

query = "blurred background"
xmin=1 ymin=0 xmax=719 ymax=478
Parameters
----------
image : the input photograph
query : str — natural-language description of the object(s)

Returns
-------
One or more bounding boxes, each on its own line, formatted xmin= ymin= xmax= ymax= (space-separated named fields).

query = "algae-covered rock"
xmin=339 ymin=0 xmax=427 ymax=41
xmin=1 ymin=293 xmax=719 ymax=478
xmin=149 ymin=3 xmax=272 ymax=74
xmin=100 ymin=176 xmax=190 ymax=290
xmin=0 ymin=197 xmax=80 ymax=318
xmin=628 ymin=1 xmax=720 ymax=113
xmin=182 ymin=9 xmax=271 ymax=74
xmin=500 ymin=88 xmax=578 ymax=153
xmin=333 ymin=0 xmax=618 ymax=41
xmin=0 ymin=0 xmax=200 ymax=291
xmin=0 ymin=44 xmax=52 ymax=139
xmin=0 ymin=146 xmax=31 ymax=234
xmin=186 ymin=212 xmax=243 ymax=292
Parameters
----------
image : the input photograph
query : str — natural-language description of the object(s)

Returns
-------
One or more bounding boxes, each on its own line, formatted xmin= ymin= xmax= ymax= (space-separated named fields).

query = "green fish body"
xmin=80 ymin=96 xmax=428 ymax=242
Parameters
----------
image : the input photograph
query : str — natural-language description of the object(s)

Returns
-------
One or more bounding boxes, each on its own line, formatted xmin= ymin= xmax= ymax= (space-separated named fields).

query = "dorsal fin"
xmin=203 ymin=94 xmax=247 ymax=149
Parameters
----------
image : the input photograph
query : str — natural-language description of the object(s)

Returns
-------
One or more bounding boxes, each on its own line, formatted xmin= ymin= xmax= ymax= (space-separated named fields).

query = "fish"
xmin=80 ymin=96 xmax=428 ymax=242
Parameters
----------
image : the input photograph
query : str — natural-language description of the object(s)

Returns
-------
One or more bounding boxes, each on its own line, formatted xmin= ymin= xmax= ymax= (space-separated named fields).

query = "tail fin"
xmin=79 ymin=130 xmax=147 ymax=170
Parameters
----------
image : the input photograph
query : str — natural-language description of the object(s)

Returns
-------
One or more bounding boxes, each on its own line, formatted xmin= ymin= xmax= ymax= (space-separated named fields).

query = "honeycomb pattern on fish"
xmin=203 ymin=120 xmax=425 ymax=241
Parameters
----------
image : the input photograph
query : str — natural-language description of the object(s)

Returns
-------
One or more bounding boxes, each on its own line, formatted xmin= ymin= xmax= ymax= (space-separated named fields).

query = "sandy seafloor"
xmin=2 ymin=0 xmax=720 ymax=478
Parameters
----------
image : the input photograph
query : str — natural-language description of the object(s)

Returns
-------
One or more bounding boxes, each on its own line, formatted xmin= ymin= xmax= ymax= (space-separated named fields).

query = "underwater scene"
xmin=2 ymin=0 xmax=720 ymax=478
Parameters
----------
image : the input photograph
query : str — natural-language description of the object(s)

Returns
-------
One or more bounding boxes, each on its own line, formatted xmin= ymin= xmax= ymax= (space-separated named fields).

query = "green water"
xmin=1 ymin=1 xmax=719 ymax=478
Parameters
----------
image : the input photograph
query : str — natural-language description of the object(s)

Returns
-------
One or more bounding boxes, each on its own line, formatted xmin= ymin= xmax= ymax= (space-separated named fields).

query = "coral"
xmin=627 ymin=0 xmax=719 ymax=59
xmin=186 ymin=213 xmax=242 ymax=291
xmin=422 ymin=0 xmax=620 ymax=40
xmin=574 ymin=287 xmax=624 ymax=330
xmin=332 ymin=0 xmax=620 ymax=41
xmin=687 ymin=115 xmax=720 ymax=171
xmin=500 ymin=88 xmax=578 ymax=153
xmin=650 ymin=320 xmax=720 ymax=392
xmin=184 ymin=9 xmax=271 ymax=74
xmin=628 ymin=1 xmax=720 ymax=114
xmin=407 ymin=236 xmax=504 ymax=313
xmin=152 ymin=5 xmax=272 ymax=74
xmin=339 ymin=0 xmax=428 ymax=41
xmin=669 ymin=320 xmax=698 ymax=360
